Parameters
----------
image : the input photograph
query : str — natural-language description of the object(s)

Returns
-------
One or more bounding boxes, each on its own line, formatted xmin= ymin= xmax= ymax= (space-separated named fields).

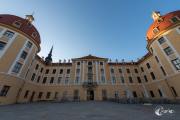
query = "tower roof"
xmin=0 ymin=14 xmax=41 ymax=48
xmin=146 ymin=10 xmax=180 ymax=46
xmin=45 ymin=46 xmax=53 ymax=64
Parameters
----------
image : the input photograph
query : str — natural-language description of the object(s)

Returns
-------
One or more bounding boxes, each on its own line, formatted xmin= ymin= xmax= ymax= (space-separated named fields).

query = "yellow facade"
xmin=0 ymin=11 xmax=180 ymax=105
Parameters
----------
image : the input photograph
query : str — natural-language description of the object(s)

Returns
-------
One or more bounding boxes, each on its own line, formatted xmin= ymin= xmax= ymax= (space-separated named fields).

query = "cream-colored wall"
xmin=0 ymin=35 xmax=25 ymax=73
xmin=0 ymin=73 xmax=24 ymax=105
xmin=0 ymin=16 xmax=180 ymax=105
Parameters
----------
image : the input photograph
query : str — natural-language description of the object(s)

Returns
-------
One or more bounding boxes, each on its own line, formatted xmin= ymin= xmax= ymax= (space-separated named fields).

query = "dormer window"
xmin=31 ymin=32 xmax=37 ymax=38
xmin=13 ymin=21 xmax=22 ymax=28
xmin=171 ymin=16 xmax=179 ymax=23
xmin=152 ymin=27 xmax=159 ymax=35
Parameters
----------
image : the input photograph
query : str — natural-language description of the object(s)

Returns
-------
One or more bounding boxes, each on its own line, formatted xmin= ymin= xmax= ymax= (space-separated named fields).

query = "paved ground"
xmin=0 ymin=101 xmax=179 ymax=120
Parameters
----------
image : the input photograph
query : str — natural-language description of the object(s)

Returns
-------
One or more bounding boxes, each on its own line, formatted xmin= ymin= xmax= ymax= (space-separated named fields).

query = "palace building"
xmin=0 ymin=10 xmax=180 ymax=105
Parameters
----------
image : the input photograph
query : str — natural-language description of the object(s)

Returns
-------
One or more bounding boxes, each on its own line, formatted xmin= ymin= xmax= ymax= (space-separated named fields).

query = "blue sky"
xmin=0 ymin=0 xmax=179 ymax=62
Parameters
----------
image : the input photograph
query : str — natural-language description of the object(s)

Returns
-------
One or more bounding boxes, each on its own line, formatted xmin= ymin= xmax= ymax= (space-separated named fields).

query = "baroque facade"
xmin=0 ymin=10 xmax=180 ymax=105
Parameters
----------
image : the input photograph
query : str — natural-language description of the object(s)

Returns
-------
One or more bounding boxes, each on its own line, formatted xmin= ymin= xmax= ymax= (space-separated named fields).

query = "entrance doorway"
xmin=87 ymin=90 xmax=94 ymax=100
xmin=102 ymin=89 xmax=107 ymax=100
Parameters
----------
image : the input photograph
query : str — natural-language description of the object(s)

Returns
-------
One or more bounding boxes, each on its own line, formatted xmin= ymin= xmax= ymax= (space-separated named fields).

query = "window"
xmin=110 ymin=68 xmax=114 ymax=74
xmin=152 ymin=27 xmax=159 ymax=34
xmin=3 ymin=30 xmax=14 ymax=39
xmin=50 ymin=77 xmax=54 ymax=84
xmin=52 ymin=69 xmax=56 ymax=74
xmin=171 ymin=87 xmax=178 ymax=97
xmin=12 ymin=62 xmax=22 ymax=73
xmin=100 ymin=69 xmax=104 ymax=74
xmin=58 ymin=77 xmax=62 ymax=84
xmin=126 ymin=69 xmax=130 ymax=73
xmin=141 ymin=67 xmax=144 ymax=72
xmin=31 ymin=73 xmax=36 ymax=81
xmin=45 ymin=69 xmax=49 ymax=74
xmin=171 ymin=17 xmax=179 ymax=23
xmin=164 ymin=46 xmax=174 ymax=56
xmin=46 ymin=92 xmax=51 ymax=99
xmin=26 ymin=41 xmax=33 ymax=49
xmin=88 ymin=67 xmax=92 ymax=73
xmin=35 ymin=64 xmax=39 ymax=70
xmin=88 ymin=62 xmax=92 ymax=65
xmin=155 ymin=56 xmax=159 ymax=63
xmin=144 ymin=75 xmax=148 ymax=82
xmin=119 ymin=69 xmax=122 ymax=73
xmin=32 ymin=32 xmax=37 ymax=38
xmin=76 ymin=69 xmax=80 ymax=74
xmin=150 ymin=90 xmax=155 ymax=97
xmin=59 ymin=69 xmax=63 ymax=74
xmin=0 ymin=41 xmax=6 ymax=50
xmin=38 ymin=92 xmax=43 ymax=99
xmin=24 ymin=90 xmax=29 ymax=98
xmin=100 ymin=62 xmax=103 ymax=65
xmin=134 ymin=69 xmax=138 ymax=73
xmin=13 ymin=21 xmax=22 ymax=28
xmin=158 ymin=89 xmax=163 ymax=97
xmin=120 ymin=76 xmax=124 ymax=83
xmin=112 ymin=76 xmax=116 ymax=84
xmin=150 ymin=72 xmax=156 ymax=80
xmin=137 ymin=77 xmax=141 ymax=83
xmin=37 ymin=76 xmax=41 ymax=83
xmin=146 ymin=63 xmax=151 ymax=69
xmin=67 ymin=69 xmax=70 ymax=74
xmin=65 ymin=77 xmax=69 ymax=84
xmin=0 ymin=86 xmax=10 ymax=96
xmin=133 ymin=91 xmax=137 ymax=97
xmin=101 ymin=76 xmax=105 ymax=83
xmin=77 ymin=62 xmax=80 ymax=65
xmin=75 ymin=76 xmax=80 ymax=84
xmin=20 ymin=51 xmax=28 ymax=60
xmin=160 ymin=66 xmax=166 ymax=76
xmin=40 ymin=67 xmax=43 ymax=73
xmin=129 ymin=76 xmax=133 ymax=83
xmin=171 ymin=58 xmax=180 ymax=70
xmin=158 ymin=37 xmax=166 ymax=44
xmin=42 ymin=77 xmax=47 ymax=84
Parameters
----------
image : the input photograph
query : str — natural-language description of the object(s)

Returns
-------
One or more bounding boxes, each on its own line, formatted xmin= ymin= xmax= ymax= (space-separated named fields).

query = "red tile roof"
xmin=146 ymin=10 xmax=180 ymax=45
xmin=0 ymin=14 xmax=41 ymax=46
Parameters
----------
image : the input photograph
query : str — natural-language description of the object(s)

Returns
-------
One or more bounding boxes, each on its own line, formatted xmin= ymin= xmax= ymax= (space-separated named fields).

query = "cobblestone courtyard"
xmin=0 ymin=101 xmax=179 ymax=120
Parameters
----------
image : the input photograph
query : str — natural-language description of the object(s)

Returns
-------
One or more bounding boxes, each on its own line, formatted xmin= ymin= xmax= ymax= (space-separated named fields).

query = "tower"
xmin=146 ymin=10 xmax=180 ymax=98
xmin=45 ymin=46 xmax=53 ymax=64
xmin=0 ymin=14 xmax=41 ymax=105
